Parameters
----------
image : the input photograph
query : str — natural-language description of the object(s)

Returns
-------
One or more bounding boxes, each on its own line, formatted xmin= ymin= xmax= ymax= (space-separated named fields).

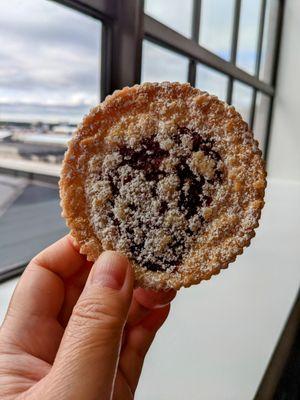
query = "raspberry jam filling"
xmin=91 ymin=127 xmax=224 ymax=272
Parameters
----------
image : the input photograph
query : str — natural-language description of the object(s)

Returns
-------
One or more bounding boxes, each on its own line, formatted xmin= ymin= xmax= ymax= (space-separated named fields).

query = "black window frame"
xmin=57 ymin=0 xmax=283 ymax=160
xmin=143 ymin=0 xmax=284 ymax=159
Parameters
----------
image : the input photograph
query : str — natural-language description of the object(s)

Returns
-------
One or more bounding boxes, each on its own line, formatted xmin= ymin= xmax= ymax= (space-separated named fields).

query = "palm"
xmin=0 ymin=236 xmax=174 ymax=399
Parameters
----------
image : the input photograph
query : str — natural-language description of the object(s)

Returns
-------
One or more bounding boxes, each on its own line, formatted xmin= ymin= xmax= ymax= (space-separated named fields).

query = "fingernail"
xmin=91 ymin=251 xmax=128 ymax=290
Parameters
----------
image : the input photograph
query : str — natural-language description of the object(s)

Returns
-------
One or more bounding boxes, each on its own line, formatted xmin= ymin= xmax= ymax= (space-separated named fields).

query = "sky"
xmin=143 ymin=0 xmax=267 ymax=125
xmin=0 ymin=0 xmax=274 ymax=125
xmin=0 ymin=0 xmax=100 ymax=123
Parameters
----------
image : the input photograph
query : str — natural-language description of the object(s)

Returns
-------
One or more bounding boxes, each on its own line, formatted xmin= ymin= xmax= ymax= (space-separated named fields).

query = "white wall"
xmin=268 ymin=0 xmax=300 ymax=182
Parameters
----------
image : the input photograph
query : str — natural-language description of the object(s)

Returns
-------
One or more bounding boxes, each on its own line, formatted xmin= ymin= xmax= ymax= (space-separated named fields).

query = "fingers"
xmin=134 ymin=288 xmax=176 ymax=309
xmin=4 ymin=263 xmax=64 ymax=324
xmin=32 ymin=235 xmax=89 ymax=279
xmin=1 ymin=235 xmax=88 ymax=336
xmin=3 ymin=235 xmax=84 ymax=326
xmin=0 ymin=235 xmax=91 ymax=363
xmin=127 ymin=288 xmax=176 ymax=327
xmin=119 ymin=305 xmax=170 ymax=395
xmin=58 ymin=265 xmax=92 ymax=327
xmin=0 ymin=263 xmax=65 ymax=363
xmin=49 ymin=251 xmax=134 ymax=400
xmin=118 ymin=289 xmax=176 ymax=395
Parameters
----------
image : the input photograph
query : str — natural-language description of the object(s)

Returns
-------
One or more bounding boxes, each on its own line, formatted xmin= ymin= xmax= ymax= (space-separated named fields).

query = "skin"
xmin=0 ymin=235 xmax=176 ymax=400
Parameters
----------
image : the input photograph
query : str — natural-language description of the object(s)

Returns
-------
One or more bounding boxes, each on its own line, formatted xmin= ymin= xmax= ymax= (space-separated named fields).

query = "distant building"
xmin=52 ymin=124 xmax=76 ymax=135
xmin=0 ymin=124 xmax=67 ymax=164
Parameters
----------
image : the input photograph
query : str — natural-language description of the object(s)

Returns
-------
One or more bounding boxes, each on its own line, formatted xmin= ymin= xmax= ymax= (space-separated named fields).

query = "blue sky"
xmin=0 ymin=0 xmax=263 ymax=124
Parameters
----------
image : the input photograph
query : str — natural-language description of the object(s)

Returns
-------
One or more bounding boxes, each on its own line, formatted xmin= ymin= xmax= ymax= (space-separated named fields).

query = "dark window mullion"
xmin=192 ymin=0 xmax=201 ymax=41
xmin=230 ymin=0 xmax=241 ymax=64
xmin=101 ymin=23 xmax=112 ymax=99
xmin=188 ymin=0 xmax=201 ymax=85
xmin=110 ymin=0 xmax=144 ymax=91
xmin=144 ymin=17 xmax=274 ymax=95
xmin=227 ymin=81 xmax=234 ymax=106
xmin=55 ymin=0 xmax=115 ymax=23
xmin=255 ymin=0 xmax=267 ymax=77
xmin=188 ymin=60 xmax=197 ymax=85
xmin=249 ymin=89 xmax=257 ymax=130
xmin=264 ymin=0 xmax=285 ymax=162
xmin=227 ymin=0 xmax=241 ymax=104
xmin=250 ymin=0 xmax=267 ymax=129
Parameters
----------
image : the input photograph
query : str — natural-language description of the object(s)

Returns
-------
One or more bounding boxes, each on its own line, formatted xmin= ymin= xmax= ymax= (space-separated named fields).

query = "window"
xmin=259 ymin=0 xmax=280 ymax=83
xmin=199 ymin=0 xmax=235 ymax=61
xmin=141 ymin=40 xmax=189 ymax=83
xmin=236 ymin=0 xmax=262 ymax=75
xmin=195 ymin=64 xmax=228 ymax=101
xmin=253 ymin=92 xmax=271 ymax=151
xmin=0 ymin=177 xmax=67 ymax=276
xmin=0 ymin=0 xmax=284 ymax=280
xmin=0 ymin=4 xmax=100 ymax=123
xmin=0 ymin=0 xmax=101 ymax=173
xmin=0 ymin=0 xmax=102 ymax=279
xmin=144 ymin=0 xmax=193 ymax=38
xmin=143 ymin=0 xmax=281 ymax=157
xmin=232 ymin=81 xmax=253 ymax=124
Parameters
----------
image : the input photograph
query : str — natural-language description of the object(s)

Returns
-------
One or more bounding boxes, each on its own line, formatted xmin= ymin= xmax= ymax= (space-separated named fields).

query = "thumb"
xmin=49 ymin=251 xmax=133 ymax=400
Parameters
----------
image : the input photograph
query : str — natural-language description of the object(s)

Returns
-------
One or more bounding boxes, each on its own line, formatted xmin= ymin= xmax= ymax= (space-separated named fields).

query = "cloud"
xmin=195 ymin=64 xmax=228 ymax=101
xmin=0 ymin=0 xmax=101 ymax=121
xmin=0 ymin=0 xmax=265 ymax=124
xmin=141 ymin=40 xmax=189 ymax=83
xmin=0 ymin=0 xmax=100 ymax=53
xmin=144 ymin=0 xmax=193 ymax=38
xmin=199 ymin=0 xmax=235 ymax=61
xmin=236 ymin=0 xmax=261 ymax=74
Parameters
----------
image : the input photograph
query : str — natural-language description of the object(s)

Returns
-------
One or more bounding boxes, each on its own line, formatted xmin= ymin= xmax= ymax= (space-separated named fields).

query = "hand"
xmin=0 ymin=235 xmax=176 ymax=399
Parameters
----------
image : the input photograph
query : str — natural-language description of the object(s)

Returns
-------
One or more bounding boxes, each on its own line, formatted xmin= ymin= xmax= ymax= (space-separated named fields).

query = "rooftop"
xmin=0 ymin=174 xmax=67 ymax=278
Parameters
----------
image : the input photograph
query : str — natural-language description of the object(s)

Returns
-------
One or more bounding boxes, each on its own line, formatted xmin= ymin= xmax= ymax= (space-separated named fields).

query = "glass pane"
xmin=0 ymin=177 xmax=67 ymax=274
xmin=236 ymin=0 xmax=261 ymax=74
xmin=144 ymin=0 xmax=193 ymax=38
xmin=0 ymin=0 xmax=100 ymax=271
xmin=141 ymin=40 xmax=189 ymax=83
xmin=259 ymin=0 xmax=279 ymax=83
xmin=195 ymin=64 xmax=228 ymax=101
xmin=232 ymin=81 xmax=253 ymax=124
xmin=199 ymin=0 xmax=235 ymax=61
xmin=0 ymin=0 xmax=100 ymax=127
xmin=253 ymin=92 xmax=270 ymax=152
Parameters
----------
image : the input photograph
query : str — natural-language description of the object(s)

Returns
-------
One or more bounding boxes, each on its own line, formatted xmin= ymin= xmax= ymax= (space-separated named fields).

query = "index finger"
xmin=32 ymin=234 xmax=88 ymax=279
xmin=2 ymin=235 xmax=88 ymax=330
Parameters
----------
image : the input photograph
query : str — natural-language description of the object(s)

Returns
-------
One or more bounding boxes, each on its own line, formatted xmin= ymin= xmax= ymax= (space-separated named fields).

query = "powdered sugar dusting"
xmin=60 ymin=82 xmax=266 ymax=290
xmin=86 ymin=126 xmax=225 ymax=272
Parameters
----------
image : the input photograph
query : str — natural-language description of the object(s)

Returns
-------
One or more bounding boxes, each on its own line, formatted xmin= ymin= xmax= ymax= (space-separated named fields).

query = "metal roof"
xmin=0 ymin=175 xmax=67 ymax=280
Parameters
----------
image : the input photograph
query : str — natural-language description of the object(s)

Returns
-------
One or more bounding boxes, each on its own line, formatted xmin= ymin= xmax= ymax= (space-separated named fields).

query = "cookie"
xmin=59 ymin=82 xmax=266 ymax=291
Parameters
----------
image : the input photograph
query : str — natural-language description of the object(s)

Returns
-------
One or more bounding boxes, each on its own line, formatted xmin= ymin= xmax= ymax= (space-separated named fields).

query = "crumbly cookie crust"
xmin=59 ymin=82 xmax=266 ymax=290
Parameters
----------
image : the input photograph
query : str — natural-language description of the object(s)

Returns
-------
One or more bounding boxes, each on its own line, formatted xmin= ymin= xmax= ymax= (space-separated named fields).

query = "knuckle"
xmin=71 ymin=295 xmax=124 ymax=332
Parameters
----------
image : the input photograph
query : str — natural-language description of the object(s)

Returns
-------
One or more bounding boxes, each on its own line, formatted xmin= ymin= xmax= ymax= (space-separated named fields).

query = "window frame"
xmin=57 ymin=0 xmax=283 ymax=159
xmin=143 ymin=0 xmax=284 ymax=159
xmin=2 ymin=4 xmax=299 ymax=396
xmin=0 ymin=0 xmax=284 ymax=280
